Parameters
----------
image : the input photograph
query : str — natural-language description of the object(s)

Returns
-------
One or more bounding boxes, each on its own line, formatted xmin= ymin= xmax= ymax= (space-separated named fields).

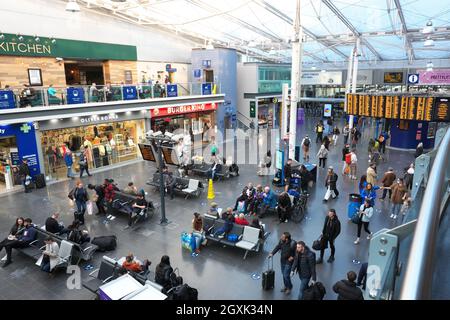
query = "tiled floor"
xmin=0 ymin=117 xmax=422 ymax=300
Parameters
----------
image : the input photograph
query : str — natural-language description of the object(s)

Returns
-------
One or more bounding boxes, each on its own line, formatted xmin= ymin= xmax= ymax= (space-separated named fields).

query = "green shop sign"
xmin=0 ymin=33 xmax=137 ymax=61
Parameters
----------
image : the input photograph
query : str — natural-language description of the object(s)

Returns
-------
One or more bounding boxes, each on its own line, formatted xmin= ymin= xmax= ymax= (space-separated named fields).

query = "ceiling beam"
xmin=392 ymin=0 xmax=415 ymax=62
xmin=321 ymin=0 xmax=383 ymax=61
xmin=253 ymin=0 xmax=347 ymax=59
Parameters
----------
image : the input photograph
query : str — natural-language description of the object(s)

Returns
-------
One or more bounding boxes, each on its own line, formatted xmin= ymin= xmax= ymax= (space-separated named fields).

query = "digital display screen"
xmin=161 ymin=147 xmax=179 ymax=166
xmin=384 ymin=72 xmax=403 ymax=84
xmin=276 ymin=150 xmax=284 ymax=170
xmin=434 ymin=98 xmax=450 ymax=122
xmin=138 ymin=144 xmax=156 ymax=162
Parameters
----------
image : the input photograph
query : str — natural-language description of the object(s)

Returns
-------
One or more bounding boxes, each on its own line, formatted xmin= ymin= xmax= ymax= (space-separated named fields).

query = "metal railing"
xmin=400 ymin=126 xmax=450 ymax=299
xmin=0 ymin=82 xmax=220 ymax=109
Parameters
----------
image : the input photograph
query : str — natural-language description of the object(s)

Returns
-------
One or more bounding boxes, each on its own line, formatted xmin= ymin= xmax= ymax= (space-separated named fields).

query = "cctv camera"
xmin=55 ymin=57 xmax=63 ymax=62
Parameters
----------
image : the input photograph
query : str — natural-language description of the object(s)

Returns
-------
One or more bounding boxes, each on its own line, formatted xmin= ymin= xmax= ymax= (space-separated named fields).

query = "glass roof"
xmin=77 ymin=0 xmax=450 ymax=63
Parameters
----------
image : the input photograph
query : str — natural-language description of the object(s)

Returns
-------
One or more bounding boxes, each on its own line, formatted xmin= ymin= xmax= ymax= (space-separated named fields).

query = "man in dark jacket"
xmin=317 ymin=209 xmax=341 ymax=264
xmin=323 ymin=166 xmax=339 ymax=202
xmin=277 ymin=192 xmax=292 ymax=223
xmin=45 ymin=213 xmax=68 ymax=235
xmin=268 ymin=232 xmax=296 ymax=295
xmin=155 ymin=255 xmax=174 ymax=292
xmin=291 ymin=241 xmax=317 ymax=300
xmin=88 ymin=183 xmax=106 ymax=215
xmin=380 ymin=167 xmax=396 ymax=200
xmin=3 ymin=218 xmax=36 ymax=267
xmin=283 ymin=159 xmax=293 ymax=192
xmin=333 ymin=271 xmax=364 ymax=300
xmin=104 ymin=179 xmax=119 ymax=216
xmin=18 ymin=159 xmax=30 ymax=192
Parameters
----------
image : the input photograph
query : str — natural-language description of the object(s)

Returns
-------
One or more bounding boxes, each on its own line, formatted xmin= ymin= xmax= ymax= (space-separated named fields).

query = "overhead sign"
xmin=202 ymin=83 xmax=212 ymax=95
xmin=407 ymin=73 xmax=420 ymax=85
xmin=301 ymin=71 xmax=342 ymax=85
xmin=166 ymin=84 xmax=178 ymax=97
xmin=66 ymin=87 xmax=85 ymax=104
xmin=346 ymin=93 xmax=445 ymax=122
xmin=384 ymin=72 xmax=404 ymax=84
xmin=202 ymin=60 xmax=211 ymax=68
xmin=138 ymin=143 xmax=156 ymax=162
xmin=356 ymin=70 xmax=373 ymax=85
xmin=0 ymin=90 xmax=16 ymax=109
xmin=417 ymin=69 xmax=450 ymax=85
xmin=323 ymin=104 xmax=332 ymax=117
xmin=150 ymin=103 xmax=218 ymax=117
xmin=123 ymin=86 xmax=138 ymax=100
xmin=193 ymin=69 xmax=201 ymax=78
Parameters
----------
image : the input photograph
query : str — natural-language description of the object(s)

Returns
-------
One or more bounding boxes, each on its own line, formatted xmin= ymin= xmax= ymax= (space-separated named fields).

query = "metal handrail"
xmin=400 ymin=127 xmax=450 ymax=300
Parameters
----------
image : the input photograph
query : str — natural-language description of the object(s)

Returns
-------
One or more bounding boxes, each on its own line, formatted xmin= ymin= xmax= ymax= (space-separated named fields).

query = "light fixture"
xmin=17 ymin=34 xmax=23 ymax=41
xmin=426 ymin=61 xmax=433 ymax=71
xmin=422 ymin=20 xmax=434 ymax=34
xmin=321 ymin=69 xmax=327 ymax=73
xmin=66 ymin=0 xmax=80 ymax=12
xmin=34 ymin=35 xmax=40 ymax=42
xmin=205 ymin=41 xmax=214 ymax=50
xmin=424 ymin=36 xmax=434 ymax=47
xmin=311 ymin=66 xmax=317 ymax=70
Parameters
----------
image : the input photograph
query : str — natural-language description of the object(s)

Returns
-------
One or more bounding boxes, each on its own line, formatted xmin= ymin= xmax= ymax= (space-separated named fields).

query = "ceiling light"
xmin=422 ymin=20 xmax=434 ymax=34
xmin=426 ymin=61 xmax=433 ymax=71
xmin=311 ymin=66 xmax=317 ymax=70
xmin=66 ymin=0 xmax=80 ymax=12
xmin=321 ymin=69 xmax=326 ymax=73
xmin=424 ymin=37 xmax=434 ymax=47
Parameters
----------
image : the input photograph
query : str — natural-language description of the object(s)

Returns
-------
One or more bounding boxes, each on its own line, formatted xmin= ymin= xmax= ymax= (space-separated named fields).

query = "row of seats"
xmin=147 ymin=173 xmax=204 ymax=199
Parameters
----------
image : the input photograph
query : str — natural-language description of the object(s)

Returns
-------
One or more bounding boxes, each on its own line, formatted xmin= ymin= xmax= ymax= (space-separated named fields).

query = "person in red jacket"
xmin=122 ymin=253 xmax=151 ymax=273
xmin=104 ymin=179 xmax=119 ymax=215
xmin=234 ymin=213 xmax=249 ymax=226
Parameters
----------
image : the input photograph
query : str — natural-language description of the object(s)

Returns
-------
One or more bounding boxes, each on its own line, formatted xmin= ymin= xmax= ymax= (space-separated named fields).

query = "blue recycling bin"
xmin=348 ymin=193 xmax=362 ymax=219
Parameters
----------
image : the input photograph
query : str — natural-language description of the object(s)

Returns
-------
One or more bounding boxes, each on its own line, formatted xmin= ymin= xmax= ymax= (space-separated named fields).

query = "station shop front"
xmin=37 ymin=114 xmax=146 ymax=181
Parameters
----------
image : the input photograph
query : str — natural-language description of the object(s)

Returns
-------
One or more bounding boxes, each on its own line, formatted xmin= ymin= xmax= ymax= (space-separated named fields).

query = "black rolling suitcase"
xmin=262 ymin=256 xmax=275 ymax=290
xmin=35 ymin=174 xmax=46 ymax=188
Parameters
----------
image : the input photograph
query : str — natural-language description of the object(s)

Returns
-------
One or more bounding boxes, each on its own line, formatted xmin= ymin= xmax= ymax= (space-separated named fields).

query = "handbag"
xmin=312 ymin=237 xmax=323 ymax=251
xmin=68 ymin=188 xmax=75 ymax=200
xmin=351 ymin=211 xmax=362 ymax=224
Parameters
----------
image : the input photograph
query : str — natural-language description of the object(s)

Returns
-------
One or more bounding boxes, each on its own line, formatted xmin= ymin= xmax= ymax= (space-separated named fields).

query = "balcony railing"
xmin=0 ymin=82 xmax=220 ymax=109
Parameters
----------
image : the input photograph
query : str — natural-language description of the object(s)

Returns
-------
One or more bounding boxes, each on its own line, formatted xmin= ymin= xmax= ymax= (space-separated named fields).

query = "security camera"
xmin=55 ymin=57 xmax=63 ymax=62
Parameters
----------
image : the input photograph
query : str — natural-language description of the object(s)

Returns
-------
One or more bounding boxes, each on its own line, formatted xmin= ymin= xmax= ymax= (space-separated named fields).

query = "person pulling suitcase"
xmin=268 ymin=232 xmax=296 ymax=295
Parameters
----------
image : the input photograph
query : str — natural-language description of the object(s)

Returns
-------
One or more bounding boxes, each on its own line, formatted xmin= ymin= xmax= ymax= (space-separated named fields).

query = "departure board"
xmin=392 ymin=96 xmax=400 ymax=119
xmin=434 ymin=97 xmax=450 ymax=122
xmin=138 ymin=144 xmax=156 ymax=162
xmin=358 ymin=94 xmax=364 ymax=116
xmin=161 ymin=147 xmax=179 ymax=166
xmin=416 ymin=97 xmax=425 ymax=121
xmin=377 ymin=95 xmax=385 ymax=118
xmin=408 ymin=96 xmax=416 ymax=120
xmin=371 ymin=95 xmax=378 ymax=118
xmin=346 ymin=94 xmax=353 ymax=114
xmin=364 ymin=95 xmax=370 ymax=116
xmin=425 ymin=97 xmax=434 ymax=121
xmin=399 ymin=96 xmax=408 ymax=120
xmin=385 ymin=96 xmax=393 ymax=118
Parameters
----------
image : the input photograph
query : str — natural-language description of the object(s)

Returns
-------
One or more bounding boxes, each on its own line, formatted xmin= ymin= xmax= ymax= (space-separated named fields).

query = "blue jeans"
xmin=391 ymin=203 xmax=402 ymax=216
xmin=281 ymin=263 xmax=293 ymax=290
xmin=67 ymin=166 xmax=74 ymax=178
xmin=76 ymin=200 xmax=86 ymax=214
xmin=192 ymin=232 xmax=204 ymax=250
xmin=298 ymin=277 xmax=310 ymax=300
xmin=41 ymin=261 xmax=51 ymax=273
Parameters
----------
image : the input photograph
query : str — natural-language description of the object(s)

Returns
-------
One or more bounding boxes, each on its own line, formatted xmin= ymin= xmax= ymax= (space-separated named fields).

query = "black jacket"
xmin=322 ymin=216 xmax=341 ymax=241
xmin=325 ymin=173 xmax=338 ymax=190
xmin=271 ymin=239 xmax=296 ymax=264
xmin=19 ymin=163 xmax=30 ymax=177
xmin=284 ymin=164 xmax=292 ymax=180
xmin=74 ymin=187 xmax=88 ymax=202
xmin=155 ymin=263 xmax=173 ymax=288
xmin=342 ymin=147 xmax=350 ymax=161
xmin=333 ymin=280 xmax=364 ymax=300
xmin=45 ymin=217 xmax=61 ymax=234
xmin=292 ymin=246 xmax=316 ymax=280
xmin=278 ymin=193 xmax=291 ymax=210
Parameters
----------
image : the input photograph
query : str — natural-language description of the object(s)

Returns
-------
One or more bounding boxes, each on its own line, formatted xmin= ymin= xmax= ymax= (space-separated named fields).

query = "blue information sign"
xmin=123 ymin=86 xmax=138 ymax=100
xmin=194 ymin=69 xmax=201 ymax=78
xmin=66 ymin=87 xmax=85 ymax=104
xmin=166 ymin=84 xmax=178 ymax=97
xmin=202 ymin=83 xmax=212 ymax=95
xmin=0 ymin=90 xmax=16 ymax=109
xmin=202 ymin=60 xmax=211 ymax=68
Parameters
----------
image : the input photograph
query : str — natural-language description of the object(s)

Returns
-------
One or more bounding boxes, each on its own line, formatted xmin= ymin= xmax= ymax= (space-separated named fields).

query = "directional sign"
xmin=407 ymin=73 xmax=419 ymax=85
xmin=167 ymin=84 xmax=178 ymax=97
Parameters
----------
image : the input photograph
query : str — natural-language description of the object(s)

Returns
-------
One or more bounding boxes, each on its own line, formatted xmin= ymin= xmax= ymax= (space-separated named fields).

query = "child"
xmin=400 ymin=192 xmax=412 ymax=216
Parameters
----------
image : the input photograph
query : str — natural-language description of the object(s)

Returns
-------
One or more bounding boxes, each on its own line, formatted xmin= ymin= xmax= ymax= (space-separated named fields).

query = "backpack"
xmin=345 ymin=153 xmax=352 ymax=165
xmin=167 ymin=284 xmax=198 ymax=300
xmin=303 ymin=282 xmax=326 ymax=300
xmin=303 ymin=138 xmax=310 ymax=147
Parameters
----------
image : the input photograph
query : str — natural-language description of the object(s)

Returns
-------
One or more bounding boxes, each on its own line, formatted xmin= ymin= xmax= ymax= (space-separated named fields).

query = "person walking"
xmin=388 ymin=178 xmax=407 ymax=219
xmin=323 ymin=166 xmax=339 ymax=202
xmin=342 ymin=144 xmax=350 ymax=176
xmin=343 ymin=124 xmax=350 ymax=145
xmin=366 ymin=163 xmax=377 ymax=185
xmin=415 ymin=142 xmax=424 ymax=158
xmin=354 ymin=199 xmax=373 ymax=244
xmin=74 ymin=181 xmax=88 ymax=225
xmin=283 ymin=159 xmax=293 ymax=192
xmin=291 ymin=241 xmax=317 ymax=300
xmin=317 ymin=143 xmax=328 ymax=169
xmin=332 ymin=271 xmax=364 ymax=300
xmin=332 ymin=125 xmax=340 ymax=146
xmin=404 ymin=164 xmax=414 ymax=190
xmin=301 ymin=135 xmax=311 ymax=162
xmin=315 ymin=121 xmax=324 ymax=143
xmin=350 ymin=149 xmax=358 ymax=180
xmin=317 ymin=209 xmax=341 ymax=264
xmin=380 ymin=167 xmax=396 ymax=200
xmin=64 ymin=149 xmax=75 ymax=179
xmin=360 ymin=183 xmax=381 ymax=207
xmin=268 ymin=232 xmax=296 ymax=295
xmin=79 ymin=148 xmax=92 ymax=178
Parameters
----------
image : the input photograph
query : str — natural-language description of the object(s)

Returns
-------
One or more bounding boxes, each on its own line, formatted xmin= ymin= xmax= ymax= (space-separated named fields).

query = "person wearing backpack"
xmin=268 ymin=232 xmax=296 ymax=295
xmin=333 ymin=271 xmax=364 ymax=300
xmin=301 ymin=135 xmax=311 ymax=162
xmin=155 ymin=255 xmax=174 ymax=292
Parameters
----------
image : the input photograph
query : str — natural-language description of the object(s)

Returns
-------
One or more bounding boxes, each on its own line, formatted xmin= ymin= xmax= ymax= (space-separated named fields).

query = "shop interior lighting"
xmin=51 ymin=38 xmax=56 ymax=44
xmin=422 ymin=20 xmax=434 ymax=34
xmin=424 ymin=36 xmax=434 ymax=47
xmin=311 ymin=66 xmax=317 ymax=70
xmin=66 ymin=0 xmax=81 ymax=12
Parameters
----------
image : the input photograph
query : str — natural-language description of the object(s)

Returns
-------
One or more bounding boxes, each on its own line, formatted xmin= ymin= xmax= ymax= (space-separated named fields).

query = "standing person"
xmin=18 ymin=158 xmax=30 ymax=192
xmin=380 ymin=168 xmax=396 ymax=200
xmin=263 ymin=151 xmax=272 ymax=176
xmin=351 ymin=127 xmax=361 ymax=149
xmin=291 ymin=241 xmax=317 ymax=300
xmin=404 ymin=164 xmax=414 ymax=191
xmin=358 ymin=175 xmax=368 ymax=195
xmin=268 ymin=232 xmax=296 ymax=295
xmin=277 ymin=192 xmax=292 ymax=223
xmin=360 ymin=183 xmax=381 ymax=207
xmin=380 ymin=131 xmax=390 ymax=154
xmin=323 ymin=135 xmax=331 ymax=151
xmin=366 ymin=163 xmax=377 ymax=185
xmin=323 ymin=166 xmax=339 ymax=202
xmin=104 ymin=179 xmax=118 ymax=216
xmin=2 ymin=218 xmax=36 ymax=267
xmin=79 ymin=148 xmax=92 ymax=178
xmin=315 ymin=121 xmax=324 ymax=143
xmin=342 ymin=144 xmax=350 ymax=176
xmin=350 ymin=149 xmax=358 ymax=180
xmin=332 ymin=271 xmax=364 ymax=300
xmin=332 ymin=125 xmax=340 ymax=146
xmin=317 ymin=143 xmax=328 ymax=169
xmin=36 ymin=237 xmax=60 ymax=273
xmin=317 ymin=209 xmax=341 ymax=264
xmin=389 ymin=178 xmax=407 ymax=219
xmin=74 ymin=181 xmax=88 ymax=225
xmin=283 ymin=159 xmax=293 ymax=192
xmin=64 ymin=150 xmax=75 ymax=179
xmin=301 ymin=135 xmax=311 ymax=162
xmin=354 ymin=199 xmax=373 ymax=244
xmin=299 ymin=165 xmax=310 ymax=195
xmin=343 ymin=124 xmax=350 ymax=145
xmin=88 ymin=183 xmax=106 ymax=215
xmin=415 ymin=142 xmax=424 ymax=158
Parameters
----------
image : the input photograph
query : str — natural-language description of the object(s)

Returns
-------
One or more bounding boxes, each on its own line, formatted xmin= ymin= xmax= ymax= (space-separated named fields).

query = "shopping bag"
xmin=181 ymin=232 xmax=194 ymax=252
xmin=237 ymin=201 xmax=246 ymax=213
xmin=87 ymin=201 xmax=94 ymax=215
xmin=344 ymin=165 xmax=350 ymax=175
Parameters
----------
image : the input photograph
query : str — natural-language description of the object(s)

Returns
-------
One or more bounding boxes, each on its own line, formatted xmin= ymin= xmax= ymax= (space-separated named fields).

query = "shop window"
xmin=398 ymin=120 xmax=409 ymax=131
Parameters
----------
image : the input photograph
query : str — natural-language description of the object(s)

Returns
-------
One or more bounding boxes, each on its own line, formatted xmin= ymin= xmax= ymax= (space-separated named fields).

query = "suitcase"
xmin=35 ymin=174 xmax=46 ymax=188
xmin=91 ymin=235 xmax=117 ymax=252
xmin=262 ymin=256 xmax=275 ymax=290
xmin=73 ymin=211 xmax=84 ymax=222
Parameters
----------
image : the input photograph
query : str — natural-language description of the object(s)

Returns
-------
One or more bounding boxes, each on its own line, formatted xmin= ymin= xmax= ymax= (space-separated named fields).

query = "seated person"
xmin=155 ymin=255 xmax=174 ymax=292
xmin=123 ymin=182 xmax=138 ymax=196
xmin=208 ymin=202 xmax=220 ymax=218
xmin=36 ymin=237 xmax=60 ymax=273
xmin=2 ymin=218 xmax=36 ymax=267
xmin=221 ymin=207 xmax=235 ymax=222
xmin=124 ymin=192 xmax=148 ymax=229
xmin=234 ymin=213 xmax=249 ymax=226
xmin=277 ymin=192 xmax=292 ymax=223
xmin=45 ymin=213 xmax=69 ymax=235
xmin=244 ymin=183 xmax=256 ymax=212
xmin=47 ymin=85 xmax=57 ymax=97
xmin=67 ymin=220 xmax=90 ymax=244
xmin=122 ymin=253 xmax=151 ymax=274
xmin=299 ymin=165 xmax=311 ymax=195
xmin=229 ymin=162 xmax=239 ymax=176
xmin=207 ymin=155 xmax=222 ymax=180
xmin=213 ymin=213 xmax=234 ymax=238
xmin=233 ymin=186 xmax=248 ymax=212
xmin=0 ymin=217 xmax=25 ymax=252
xmin=250 ymin=217 xmax=265 ymax=240
xmin=162 ymin=166 xmax=175 ymax=200
xmin=259 ymin=186 xmax=278 ymax=218
xmin=248 ymin=185 xmax=264 ymax=216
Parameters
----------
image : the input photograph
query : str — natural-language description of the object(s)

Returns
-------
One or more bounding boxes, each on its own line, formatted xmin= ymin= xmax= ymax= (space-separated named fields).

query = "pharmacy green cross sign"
xmin=20 ymin=123 xmax=32 ymax=134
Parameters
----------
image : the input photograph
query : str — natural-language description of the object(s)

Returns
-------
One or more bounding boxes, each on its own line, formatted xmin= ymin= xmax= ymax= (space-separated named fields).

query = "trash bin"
xmin=348 ymin=193 xmax=362 ymax=219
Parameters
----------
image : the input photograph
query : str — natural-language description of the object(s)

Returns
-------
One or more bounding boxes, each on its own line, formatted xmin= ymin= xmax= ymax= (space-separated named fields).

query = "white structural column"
xmin=348 ymin=37 xmax=360 ymax=130
xmin=281 ymin=83 xmax=289 ymax=137
xmin=289 ymin=0 xmax=303 ymax=159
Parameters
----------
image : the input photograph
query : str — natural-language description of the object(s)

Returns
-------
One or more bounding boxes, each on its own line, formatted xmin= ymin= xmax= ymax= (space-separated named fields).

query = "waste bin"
xmin=348 ymin=193 xmax=362 ymax=219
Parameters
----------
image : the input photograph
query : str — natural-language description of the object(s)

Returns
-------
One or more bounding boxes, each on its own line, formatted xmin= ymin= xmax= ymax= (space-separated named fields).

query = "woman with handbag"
xmin=354 ymin=199 xmax=373 ymax=245
xmin=317 ymin=209 xmax=341 ymax=264
xmin=78 ymin=148 xmax=92 ymax=178
xmin=74 ymin=181 xmax=88 ymax=225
